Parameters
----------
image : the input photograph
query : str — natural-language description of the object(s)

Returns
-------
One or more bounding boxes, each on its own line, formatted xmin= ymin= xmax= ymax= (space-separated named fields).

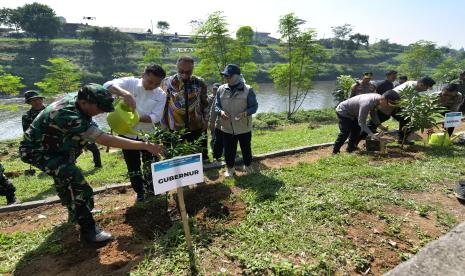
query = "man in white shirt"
xmin=104 ymin=64 xmax=167 ymax=201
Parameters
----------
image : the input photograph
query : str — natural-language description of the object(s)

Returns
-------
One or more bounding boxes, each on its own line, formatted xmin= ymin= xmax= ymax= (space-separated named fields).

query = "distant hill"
xmin=0 ymin=37 xmax=435 ymax=91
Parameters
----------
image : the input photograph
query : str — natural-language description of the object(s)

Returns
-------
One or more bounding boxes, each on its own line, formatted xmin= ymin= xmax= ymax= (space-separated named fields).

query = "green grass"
xmin=1 ymin=125 xmax=465 ymax=274
xmin=131 ymin=145 xmax=465 ymax=274
xmin=253 ymin=123 xmax=339 ymax=154
xmin=0 ymin=134 xmax=465 ymax=275
xmin=0 ymin=225 xmax=66 ymax=273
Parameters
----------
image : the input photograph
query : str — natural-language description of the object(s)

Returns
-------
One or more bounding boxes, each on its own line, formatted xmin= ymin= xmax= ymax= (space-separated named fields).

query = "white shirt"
xmin=104 ymin=77 xmax=166 ymax=138
xmin=393 ymin=81 xmax=418 ymax=94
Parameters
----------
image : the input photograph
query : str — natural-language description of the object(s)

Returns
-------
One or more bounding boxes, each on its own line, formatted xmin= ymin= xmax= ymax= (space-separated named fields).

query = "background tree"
xmin=232 ymin=26 xmax=257 ymax=85
xmin=79 ymin=26 xmax=135 ymax=79
xmin=333 ymin=75 xmax=356 ymax=104
xmin=16 ymin=3 xmax=62 ymax=40
xmin=349 ymin=33 xmax=369 ymax=49
xmin=398 ymin=40 xmax=442 ymax=79
xmin=155 ymin=21 xmax=172 ymax=58
xmin=235 ymin=26 xmax=254 ymax=66
xmin=331 ymin=23 xmax=353 ymax=50
xmin=0 ymin=67 xmax=25 ymax=95
xmin=194 ymin=11 xmax=232 ymax=82
xmin=156 ymin=21 xmax=170 ymax=34
xmin=270 ymin=13 xmax=325 ymax=119
xmin=0 ymin=67 xmax=24 ymax=111
xmin=432 ymin=56 xmax=465 ymax=84
xmin=0 ymin=8 xmax=22 ymax=31
xmin=35 ymin=58 xmax=81 ymax=95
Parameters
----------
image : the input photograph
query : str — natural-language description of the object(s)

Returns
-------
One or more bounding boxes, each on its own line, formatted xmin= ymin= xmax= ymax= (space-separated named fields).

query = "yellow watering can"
xmin=428 ymin=132 xmax=452 ymax=147
xmin=107 ymin=99 xmax=140 ymax=136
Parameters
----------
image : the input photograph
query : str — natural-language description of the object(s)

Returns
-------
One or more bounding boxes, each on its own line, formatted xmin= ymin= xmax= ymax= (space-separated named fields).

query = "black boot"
xmin=6 ymin=193 xmax=16 ymax=205
xmin=80 ymin=225 xmax=113 ymax=243
xmin=77 ymin=205 xmax=112 ymax=243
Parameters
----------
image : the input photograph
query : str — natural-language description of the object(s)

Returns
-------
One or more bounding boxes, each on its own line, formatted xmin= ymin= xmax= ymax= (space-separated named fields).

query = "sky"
xmin=2 ymin=0 xmax=464 ymax=49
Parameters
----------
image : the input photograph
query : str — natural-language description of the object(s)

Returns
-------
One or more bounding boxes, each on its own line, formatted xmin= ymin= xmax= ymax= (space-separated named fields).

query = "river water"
xmin=0 ymin=81 xmax=336 ymax=140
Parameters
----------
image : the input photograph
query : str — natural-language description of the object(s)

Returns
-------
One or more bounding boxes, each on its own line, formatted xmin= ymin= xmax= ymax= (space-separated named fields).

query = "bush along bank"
xmin=253 ymin=108 xmax=337 ymax=129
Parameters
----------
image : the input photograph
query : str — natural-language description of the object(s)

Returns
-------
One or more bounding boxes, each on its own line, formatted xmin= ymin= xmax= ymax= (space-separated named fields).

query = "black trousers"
xmin=223 ymin=131 xmax=252 ymax=168
xmin=182 ymin=129 xmax=209 ymax=160
xmin=333 ymin=114 xmax=361 ymax=153
xmin=84 ymin=143 xmax=101 ymax=167
xmin=211 ymin=128 xmax=224 ymax=160
xmin=121 ymin=136 xmax=157 ymax=196
xmin=360 ymin=109 xmax=411 ymax=143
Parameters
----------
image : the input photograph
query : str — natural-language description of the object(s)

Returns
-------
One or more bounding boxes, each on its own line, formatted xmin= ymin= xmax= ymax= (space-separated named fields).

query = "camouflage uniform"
xmin=0 ymin=163 xmax=16 ymax=204
xmin=19 ymin=85 xmax=113 ymax=227
xmin=22 ymin=106 xmax=46 ymax=132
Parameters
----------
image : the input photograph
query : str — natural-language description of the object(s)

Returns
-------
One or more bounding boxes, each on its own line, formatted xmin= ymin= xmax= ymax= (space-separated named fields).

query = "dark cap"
xmin=24 ymin=90 xmax=44 ymax=103
xmin=78 ymin=83 xmax=114 ymax=112
xmin=383 ymin=90 xmax=401 ymax=104
xmin=220 ymin=64 xmax=241 ymax=77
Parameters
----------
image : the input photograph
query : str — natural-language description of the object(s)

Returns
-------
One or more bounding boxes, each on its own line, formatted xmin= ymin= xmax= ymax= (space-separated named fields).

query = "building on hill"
xmin=60 ymin=23 xmax=88 ymax=38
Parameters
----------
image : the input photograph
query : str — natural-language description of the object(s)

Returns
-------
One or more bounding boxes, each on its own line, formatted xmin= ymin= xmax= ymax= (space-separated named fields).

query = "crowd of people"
xmin=333 ymin=70 xmax=465 ymax=154
xmin=1 ymin=57 xmax=258 ymax=244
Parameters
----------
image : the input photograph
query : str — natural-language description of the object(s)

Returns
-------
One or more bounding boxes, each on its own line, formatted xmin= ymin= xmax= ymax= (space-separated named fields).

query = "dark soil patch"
xmin=4 ymin=183 xmax=245 ymax=276
xmin=259 ymin=147 xmax=333 ymax=169
xmin=346 ymin=204 xmax=446 ymax=275
xmin=4 ymin=171 xmax=22 ymax=178
xmin=183 ymin=184 xmax=246 ymax=226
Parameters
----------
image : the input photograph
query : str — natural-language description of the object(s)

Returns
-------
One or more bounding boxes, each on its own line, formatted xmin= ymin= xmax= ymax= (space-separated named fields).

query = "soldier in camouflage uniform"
xmin=0 ymin=163 xmax=16 ymax=205
xmin=22 ymin=91 xmax=103 ymax=168
xmin=19 ymin=84 xmax=164 ymax=243
xmin=22 ymin=91 xmax=46 ymax=132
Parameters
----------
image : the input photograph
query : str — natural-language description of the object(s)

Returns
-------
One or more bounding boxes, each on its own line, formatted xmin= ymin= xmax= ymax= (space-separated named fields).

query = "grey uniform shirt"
xmin=336 ymin=93 xmax=381 ymax=135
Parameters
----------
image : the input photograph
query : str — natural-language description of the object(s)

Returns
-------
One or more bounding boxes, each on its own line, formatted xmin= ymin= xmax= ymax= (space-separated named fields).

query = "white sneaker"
xmin=224 ymin=167 xmax=235 ymax=178
xmin=243 ymin=165 xmax=254 ymax=174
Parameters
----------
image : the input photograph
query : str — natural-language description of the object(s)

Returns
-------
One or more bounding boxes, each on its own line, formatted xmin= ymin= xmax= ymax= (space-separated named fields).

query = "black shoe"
xmin=6 ymin=193 xmax=16 ymax=205
xmin=80 ymin=225 xmax=112 ymax=243
xmin=94 ymin=164 xmax=102 ymax=169
xmin=455 ymin=181 xmax=465 ymax=200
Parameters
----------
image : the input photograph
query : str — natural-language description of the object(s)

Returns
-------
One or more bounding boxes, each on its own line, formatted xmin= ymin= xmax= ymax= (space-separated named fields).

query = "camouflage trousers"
xmin=19 ymin=149 xmax=94 ymax=224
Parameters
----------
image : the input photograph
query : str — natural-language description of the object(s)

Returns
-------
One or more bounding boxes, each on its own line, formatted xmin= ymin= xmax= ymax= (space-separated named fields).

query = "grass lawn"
xmin=130 ymin=145 xmax=465 ymax=274
xmin=1 ymin=120 xmax=464 ymax=274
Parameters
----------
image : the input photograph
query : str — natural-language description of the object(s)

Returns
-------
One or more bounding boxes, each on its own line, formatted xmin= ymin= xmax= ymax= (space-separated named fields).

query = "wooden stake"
xmin=176 ymin=187 xmax=193 ymax=251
